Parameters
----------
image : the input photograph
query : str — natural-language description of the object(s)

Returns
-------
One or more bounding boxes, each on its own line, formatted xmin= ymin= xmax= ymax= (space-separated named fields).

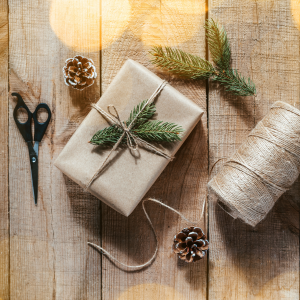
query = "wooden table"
xmin=0 ymin=0 xmax=299 ymax=299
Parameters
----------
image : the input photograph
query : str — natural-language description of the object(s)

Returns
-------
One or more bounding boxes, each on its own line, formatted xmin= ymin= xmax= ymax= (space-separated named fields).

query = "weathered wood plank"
xmin=100 ymin=1 xmax=208 ymax=299
xmin=9 ymin=1 xmax=101 ymax=299
xmin=0 ymin=1 xmax=9 ymax=299
xmin=208 ymin=0 xmax=300 ymax=299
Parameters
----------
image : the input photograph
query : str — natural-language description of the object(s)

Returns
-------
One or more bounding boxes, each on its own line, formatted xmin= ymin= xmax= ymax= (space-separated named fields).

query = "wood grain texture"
xmin=0 ymin=1 xmax=8 ymax=299
xmin=4 ymin=0 xmax=300 ymax=299
xmin=9 ymin=1 xmax=101 ymax=299
xmin=208 ymin=0 xmax=300 ymax=299
xmin=99 ymin=0 xmax=208 ymax=299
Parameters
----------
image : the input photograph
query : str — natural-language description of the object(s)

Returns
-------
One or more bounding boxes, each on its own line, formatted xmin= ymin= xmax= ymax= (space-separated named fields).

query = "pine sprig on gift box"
xmin=133 ymin=120 xmax=183 ymax=142
xmin=127 ymin=99 xmax=156 ymax=126
xmin=90 ymin=101 xmax=184 ymax=146
xmin=150 ymin=19 xmax=256 ymax=97
xmin=90 ymin=125 xmax=123 ymax=145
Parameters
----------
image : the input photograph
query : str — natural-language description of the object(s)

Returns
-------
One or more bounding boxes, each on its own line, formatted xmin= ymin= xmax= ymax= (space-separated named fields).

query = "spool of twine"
xmin=208 ymin=101 xmax=300 ymax=227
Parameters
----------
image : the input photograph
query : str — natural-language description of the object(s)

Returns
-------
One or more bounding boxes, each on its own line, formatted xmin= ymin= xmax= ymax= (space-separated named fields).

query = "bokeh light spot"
xmin=291 ymin=0 xmax=300 ymax=30
xmin=128 ymin=0 xmax=206 ymax=46
xmin=50 ymin=0 xmax=130 ymax=52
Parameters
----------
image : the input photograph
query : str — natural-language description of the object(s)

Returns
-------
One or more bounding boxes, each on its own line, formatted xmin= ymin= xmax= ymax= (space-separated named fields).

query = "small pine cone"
xmin=172 ymin=227 xmax=209 ymax=263
xmin=63 ymin=55 xmax=97 ymax=90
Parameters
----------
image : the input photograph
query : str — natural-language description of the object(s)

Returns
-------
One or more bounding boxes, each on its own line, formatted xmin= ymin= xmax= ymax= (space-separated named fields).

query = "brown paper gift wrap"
xmin=55 ymin=59 xmax=204 ymax=216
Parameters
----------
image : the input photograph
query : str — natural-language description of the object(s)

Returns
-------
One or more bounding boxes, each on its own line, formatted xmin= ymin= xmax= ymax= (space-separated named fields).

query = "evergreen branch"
xmin=205 ymin=18 xmax=231 ymax=70
xmin=133 ymin=120 xmax=183 ymax=142
xmin=90 ymin=101 xmax=184 ymax=146
xmin=214 ymin=69 xmax=256 ymax=96
xmin=149 ymin=19 xmax=257 ymax=97
xmin=149 ymin=46 xmax=215 ymax=80
xmin=90 ymin=125 xmax=123 ymax=145
xmin=126 ymin=99 xmax=156 ymax=127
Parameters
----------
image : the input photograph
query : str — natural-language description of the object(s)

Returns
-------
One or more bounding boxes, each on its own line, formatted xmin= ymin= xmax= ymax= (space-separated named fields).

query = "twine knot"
xmin=105 ymin=104 xmax=139 ymax=151
xmin=86 ymin=80 xmax=173 ymax=190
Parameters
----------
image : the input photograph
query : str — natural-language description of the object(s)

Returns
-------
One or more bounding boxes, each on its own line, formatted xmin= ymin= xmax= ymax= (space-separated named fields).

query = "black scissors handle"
xmin=12 ymin=93 xmax=33 ymax=142
xmin=12 ymin=93 xmax=51 ymax=142
xmin=32 ymin=103 xmax=52 ymax=142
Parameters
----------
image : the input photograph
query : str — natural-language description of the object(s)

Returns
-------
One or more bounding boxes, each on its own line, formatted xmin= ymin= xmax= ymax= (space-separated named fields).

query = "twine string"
xmin=208 ymin=102 xmax=300 ymax=226
xmin=87 ymin=146 xmax=224 ymax=272
xmin=88 ymin=197 xmax=205 ymax=272
xmin=86 ymin=81 xmax=173 ymax=189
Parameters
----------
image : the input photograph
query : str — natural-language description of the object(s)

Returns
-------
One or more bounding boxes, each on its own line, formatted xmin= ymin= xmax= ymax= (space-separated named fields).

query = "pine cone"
xmin=63 ymin=55 xmax=97 ymax=90
xmin=172 ymin=227 xmax=209 ymax=263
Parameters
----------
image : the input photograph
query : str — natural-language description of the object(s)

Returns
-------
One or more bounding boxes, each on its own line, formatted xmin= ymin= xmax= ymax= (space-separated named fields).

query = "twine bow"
xmin=86 ymin=80 xmax=173 ymax=189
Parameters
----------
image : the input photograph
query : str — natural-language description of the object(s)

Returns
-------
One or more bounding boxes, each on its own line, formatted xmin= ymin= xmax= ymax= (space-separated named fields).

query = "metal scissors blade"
xmin=27 ymin=141 xmax=39 ymax=205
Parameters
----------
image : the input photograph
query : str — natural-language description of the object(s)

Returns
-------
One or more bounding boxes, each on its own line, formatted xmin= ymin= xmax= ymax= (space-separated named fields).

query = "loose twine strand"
xmin=86 ymin=81 xmax=172 ymax=190
xmin=208 ymin=102 xmax=300 ymax=227
xmin=87 ymin=155 xmax=225 ymax=272
xmin=88 ymin=197 xmax=206 ymax=271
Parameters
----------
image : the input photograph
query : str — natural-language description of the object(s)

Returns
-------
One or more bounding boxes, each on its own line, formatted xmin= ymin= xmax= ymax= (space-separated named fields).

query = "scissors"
xmin=12 ymin=93 xmax=52 ymax=205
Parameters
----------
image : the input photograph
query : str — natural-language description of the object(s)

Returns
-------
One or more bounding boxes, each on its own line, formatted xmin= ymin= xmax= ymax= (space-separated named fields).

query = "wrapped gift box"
xmin=55 ymin=59 xmax=204 ymax=216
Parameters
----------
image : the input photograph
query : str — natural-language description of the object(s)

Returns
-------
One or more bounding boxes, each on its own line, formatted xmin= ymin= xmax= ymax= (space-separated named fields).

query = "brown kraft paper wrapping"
xmin=55 ymin=59 xmax=204 ymax=216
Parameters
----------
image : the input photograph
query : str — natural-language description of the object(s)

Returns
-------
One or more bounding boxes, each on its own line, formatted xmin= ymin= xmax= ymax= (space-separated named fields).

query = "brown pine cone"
xmin=172 ymin=227 xmax=209 ymax=263
xmin=63 ymin=55 xmax=97 ymax=90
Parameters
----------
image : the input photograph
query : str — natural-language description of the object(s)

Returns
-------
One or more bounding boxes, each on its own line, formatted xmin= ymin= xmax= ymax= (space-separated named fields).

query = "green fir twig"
xmin=133 ymin=120 xmax=183 ymax=143
xmin=150 ymin=46 xmax=215 ymax=80
xmin=215 ymin=69 xmax=256 ymax=97
xmin=90 ymin=101 xmax=184 ymax=146
xmin=205 ymin=18 xmax=231 ymax=70
xmin=126 ymin=99 xmax=156 ymax=126
xmin=150 ymin=19 xmax=256 ymax=97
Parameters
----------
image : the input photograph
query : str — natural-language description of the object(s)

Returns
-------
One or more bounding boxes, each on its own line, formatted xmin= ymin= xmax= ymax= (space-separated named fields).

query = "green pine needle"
xmin=205 ymin=18 xmax=231 ymax=70
xmin=90 ymin=100 xmax=184 ymax=146
xmin=149 ymin=19 xmax=256 ymax=97
xmin=215 ymin=69 xmax=256 ymax=97
xmin=90 ymin=125 xmax=123 ymax=145
xmin=150 ymin=46 xmax=215 ymax=80
xmin=126 ymin=99 xmax=156 ymax=126
xmin=133 ymin=120 xmax=183 ymax=142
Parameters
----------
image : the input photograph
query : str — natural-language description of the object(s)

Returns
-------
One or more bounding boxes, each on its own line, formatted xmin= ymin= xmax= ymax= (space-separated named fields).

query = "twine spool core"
xmin=208 ymin=101 xmax=300 ymax=227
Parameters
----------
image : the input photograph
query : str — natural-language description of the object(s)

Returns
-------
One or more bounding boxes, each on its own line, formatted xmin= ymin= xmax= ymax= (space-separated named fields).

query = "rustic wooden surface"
xmin=100 ymin=1 xmax=208 ymax=299
xmin=208 ymin=0 xmax=300 ymax=299
xmin=0 ymin=1 xmax=9 ymax=299
xmin=9 ymin=1 xmax=101 ymax=299
xmin=1 ymin=0 xmax=299 ymax=299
